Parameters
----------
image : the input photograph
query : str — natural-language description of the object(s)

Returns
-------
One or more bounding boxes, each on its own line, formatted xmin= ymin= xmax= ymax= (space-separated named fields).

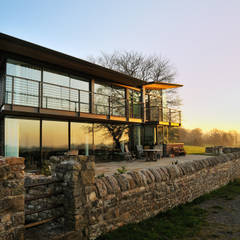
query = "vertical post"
xmin=169 ymin=109 xmax=171 ymax=124
xmin=90 ymin=79 xmax=95 ymax=113
xmin=0 ymin=58 xmax=6 ymax=106
xmin=68 ymin=121 xmax=71 ymax=150
xmin=11 ymin=76 xmax=14 ymax=109
xmin=78 ymin=89 xmax=81 ymax=114
xmin=38 ymin=81 xmax=41 ymax=111
xmin=40 ymin=68 xmax=43 ymax=109
xmin=125 ymin=88 xmax=129 ymax=121
xmin=179 ymin=111 xmax=181 ymax=126
xmin=108 ymin=96 xmax=111 ymax=116
xmin=39 ymin=119 xmax=43 ymax=168
xmin=55 ymin=156 xmax=96 ymax=239
xmin=141 ymin=87 xmax=146 ymax=122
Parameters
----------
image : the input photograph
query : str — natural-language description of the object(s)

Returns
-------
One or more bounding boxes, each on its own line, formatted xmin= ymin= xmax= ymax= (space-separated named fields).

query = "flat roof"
xmin=143 ymin=82 xmax=183 ymax=90
xmin=0 ymin=33 xmax=183 ymax=89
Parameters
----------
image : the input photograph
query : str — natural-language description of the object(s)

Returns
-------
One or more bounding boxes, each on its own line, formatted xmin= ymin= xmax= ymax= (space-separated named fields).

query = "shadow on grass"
xmin=96 ymin=180 xmax=240 ymax=240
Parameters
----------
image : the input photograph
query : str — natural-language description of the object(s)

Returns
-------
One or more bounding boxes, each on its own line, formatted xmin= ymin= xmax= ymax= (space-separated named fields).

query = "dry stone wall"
xmin=24 ymin=173 xmax=64 ymax=224
xmin=88 ymin=153 xmax=240 ymax=239
xmin=55 ymin=152 xmax=240 ymax=240
xmin=0 ymin=157 xmax=25 ymax=240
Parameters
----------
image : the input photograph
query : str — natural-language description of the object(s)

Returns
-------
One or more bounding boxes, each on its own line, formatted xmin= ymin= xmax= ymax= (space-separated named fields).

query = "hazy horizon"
xmin=1 ymin=0 xmax=240 ymax=132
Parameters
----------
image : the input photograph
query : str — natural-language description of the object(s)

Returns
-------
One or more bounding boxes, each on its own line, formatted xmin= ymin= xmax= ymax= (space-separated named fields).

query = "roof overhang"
xmin=0 ymin=33 xmax=145 ymax=87
xmin=142 ymin=82 xmax=183 ymax=90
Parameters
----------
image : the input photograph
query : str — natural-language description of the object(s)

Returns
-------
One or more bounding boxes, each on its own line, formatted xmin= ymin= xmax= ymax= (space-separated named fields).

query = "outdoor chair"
xmin=153 ymin=144 xmax=163 ymax=160
xmin=136 ymin=145 xmax=145 ymax=159
xmin=124 ymin=144 xmax=136 ymax=161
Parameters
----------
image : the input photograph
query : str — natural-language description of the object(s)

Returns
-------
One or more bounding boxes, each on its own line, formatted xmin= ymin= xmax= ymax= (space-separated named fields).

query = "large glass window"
xmin=144 ymin=126 xmax=156 ymax=146
xmin=42 ymin=120 xmax=68 ymax=160
xmin=6 ymin=60 xmax=41 ymax=106
xmin=43 ymin=70 xmax=70 ymax=110
xmin=70 ymin=77 xmax=90 ymax=113
xmin=5 ymin=118 xmax=40 ymax=168
xmin=7 ymin=60 xmax=41 ymax=81
xmin=71 ymin=122 xmax=93 ymax=155
xmin=94 ymin=83 xmax=111 ymax=115
xmin=94 ymin=83 xmax=126 ymax=116
xmin=111 ymin=86 xmax=125 ymax=116
xmin=43 ymin=70 xmax=69 ymax=87
xmin=94 ymin=124 xmax=114 ymax=160
xmin=129 ymin=89 xmax=141 ymax=118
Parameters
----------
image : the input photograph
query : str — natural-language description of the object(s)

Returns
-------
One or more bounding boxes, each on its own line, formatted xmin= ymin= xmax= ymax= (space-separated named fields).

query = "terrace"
xmin=95 ymin=154 xmax=214 ymax=176
xmin=1 ymin=74 xmax=181 ymax=126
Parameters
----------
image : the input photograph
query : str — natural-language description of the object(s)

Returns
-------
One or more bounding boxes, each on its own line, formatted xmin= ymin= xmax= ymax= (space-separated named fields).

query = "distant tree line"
xmin=169 ymin=128 xmax=240 ymax=146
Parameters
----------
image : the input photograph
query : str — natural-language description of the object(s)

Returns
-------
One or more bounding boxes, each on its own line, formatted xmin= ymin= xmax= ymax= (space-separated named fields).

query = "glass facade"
xmin=6 ymin=60 xmax=41 ymax=106
xmin=94 ymin=83 xmax=125 ymax=116
xmin=71 ymin=122 xmax=93 ymax=155
xmin=42 ymin=120 xmax=69 ymax=160
xmin=94 ymin=83 xmax=111 ymax=115
xmin=5 ymin=59 xmax=91 ymax=113
xmin=3 ymin=116 xmax=162 ymax=166
xmin=5 ymin=118 xmax=40 ymax=168
xmin=70 ymin=76 xmax=90 ymax=113
xmin=129 ymin=89 xmax=141 ymax=118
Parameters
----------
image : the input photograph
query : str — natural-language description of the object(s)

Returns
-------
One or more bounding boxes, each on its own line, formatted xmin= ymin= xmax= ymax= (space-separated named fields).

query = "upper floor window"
xmin=6 ymin=59 xmax=41 ymax=81
xmin=70 ymin=76 xmax=89 ymax=91
xmin=43 ymin=70 xmax=69 ymax=87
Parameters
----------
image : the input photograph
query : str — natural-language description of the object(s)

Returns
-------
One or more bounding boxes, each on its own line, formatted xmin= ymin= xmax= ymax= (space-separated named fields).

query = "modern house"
xmin=0 ymin=33 xmax=182 ymax=168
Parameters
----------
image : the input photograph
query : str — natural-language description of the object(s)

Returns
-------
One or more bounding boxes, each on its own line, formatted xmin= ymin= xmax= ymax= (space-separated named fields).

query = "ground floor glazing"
xmin=2 ymin=116 xmax=169 ymax=168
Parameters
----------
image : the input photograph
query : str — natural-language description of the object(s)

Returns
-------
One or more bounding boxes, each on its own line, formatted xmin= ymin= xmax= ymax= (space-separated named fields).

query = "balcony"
xmin=146 ymin=106 xmax=181 ymax=126
xmin=1 ymin=75 xmax=181 ymax=126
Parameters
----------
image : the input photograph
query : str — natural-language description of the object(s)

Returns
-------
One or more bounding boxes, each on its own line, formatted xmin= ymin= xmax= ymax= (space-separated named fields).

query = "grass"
xmin=96 ymin=179 xmax=240 ymax=240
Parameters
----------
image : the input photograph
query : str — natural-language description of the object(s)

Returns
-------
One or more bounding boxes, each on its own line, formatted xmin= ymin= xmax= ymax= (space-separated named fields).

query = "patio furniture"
xmin=154 ymin=144 xmax=163 ymax=160
xmin=124 ymin=144 xmax=136 ymax=161
xmin=143 ymin=149 xmax=162 ymax=161
xmin=136 ymin=145 xmax=145 ymax=159
xmin=166 ymin=143 xmax=186 ymax=157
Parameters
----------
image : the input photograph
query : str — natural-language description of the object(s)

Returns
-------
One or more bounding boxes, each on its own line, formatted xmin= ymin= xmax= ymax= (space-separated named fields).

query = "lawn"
xmin=96 ymin=180 xmax=240 ymax=240
xmin=184 ymin=145 xmax=206 ymax=155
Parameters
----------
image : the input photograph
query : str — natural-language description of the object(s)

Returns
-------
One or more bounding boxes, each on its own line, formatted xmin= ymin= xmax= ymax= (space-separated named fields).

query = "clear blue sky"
xmin=1 ymin=0 xmax=240 ymax=132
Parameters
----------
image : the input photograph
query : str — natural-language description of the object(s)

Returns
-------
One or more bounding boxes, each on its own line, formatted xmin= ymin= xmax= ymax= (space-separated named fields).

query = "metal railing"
xmin=146 ymin=106 xmax=181 ymax=124
xmin=4 ymin=75 xmax=181 ymax=124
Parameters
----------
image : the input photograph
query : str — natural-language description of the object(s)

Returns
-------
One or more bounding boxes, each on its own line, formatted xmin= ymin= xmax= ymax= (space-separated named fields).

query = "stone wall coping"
xmin=95 ymin=152 xmax=240 ymax=197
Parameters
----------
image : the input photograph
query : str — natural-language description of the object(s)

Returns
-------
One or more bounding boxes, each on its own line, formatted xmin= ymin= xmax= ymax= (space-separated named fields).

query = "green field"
xmin=184 ymin=145 xmax=206 ymax=155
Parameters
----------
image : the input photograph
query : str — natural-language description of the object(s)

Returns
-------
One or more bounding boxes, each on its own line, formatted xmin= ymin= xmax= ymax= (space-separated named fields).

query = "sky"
xmin=1 ymin=0 xmax=240 ymax=132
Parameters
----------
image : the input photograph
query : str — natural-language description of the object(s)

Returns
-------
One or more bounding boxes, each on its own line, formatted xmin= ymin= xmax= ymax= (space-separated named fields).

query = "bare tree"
xmin=89 ymin=51 xmax=180 ymax=150
xmin=89 ymin=51 xmax=181 ymax=107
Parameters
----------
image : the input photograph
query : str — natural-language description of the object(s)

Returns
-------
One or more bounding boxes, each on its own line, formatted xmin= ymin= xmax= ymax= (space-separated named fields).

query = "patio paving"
xmin=95 ymin=154 xmax=213 ymax=176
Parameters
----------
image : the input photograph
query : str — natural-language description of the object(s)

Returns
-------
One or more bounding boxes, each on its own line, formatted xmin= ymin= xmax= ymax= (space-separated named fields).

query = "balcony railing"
xmin=146 ymin=106 xmax=181 ymax=124
xmin=3 ymin=75 xmax=181 ymax=124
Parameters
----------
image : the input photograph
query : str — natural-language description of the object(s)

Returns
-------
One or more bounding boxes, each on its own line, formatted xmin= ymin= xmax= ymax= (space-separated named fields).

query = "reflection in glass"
xmin=43 ymin=70 xmax=69 ymax=87
xmin=5 ymin=118 xmax=40 ymax=168
xmin=42 ymin=120 xmax=68 ymax=160
xmin=94 ymin=83 xmax=111 ymax=115
xmin=70 ymin=77 xmax=90 ymax=113
xmin=7 ymin=60 xmax=41 ymax=81
xmin=71 ymin=122 xmax=93 ymax=155
xmin=129 ymin=89 xmax=141 ymax=118
xmin=6 ymin=60 xmax=41 ymax=106
xmin=111 ymin=86 xmax=125 ymax=116
xmin=144 ymin=126 xmax=155 ymax=146
xmin=94 ymin=124 xmax=114 ymax=160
